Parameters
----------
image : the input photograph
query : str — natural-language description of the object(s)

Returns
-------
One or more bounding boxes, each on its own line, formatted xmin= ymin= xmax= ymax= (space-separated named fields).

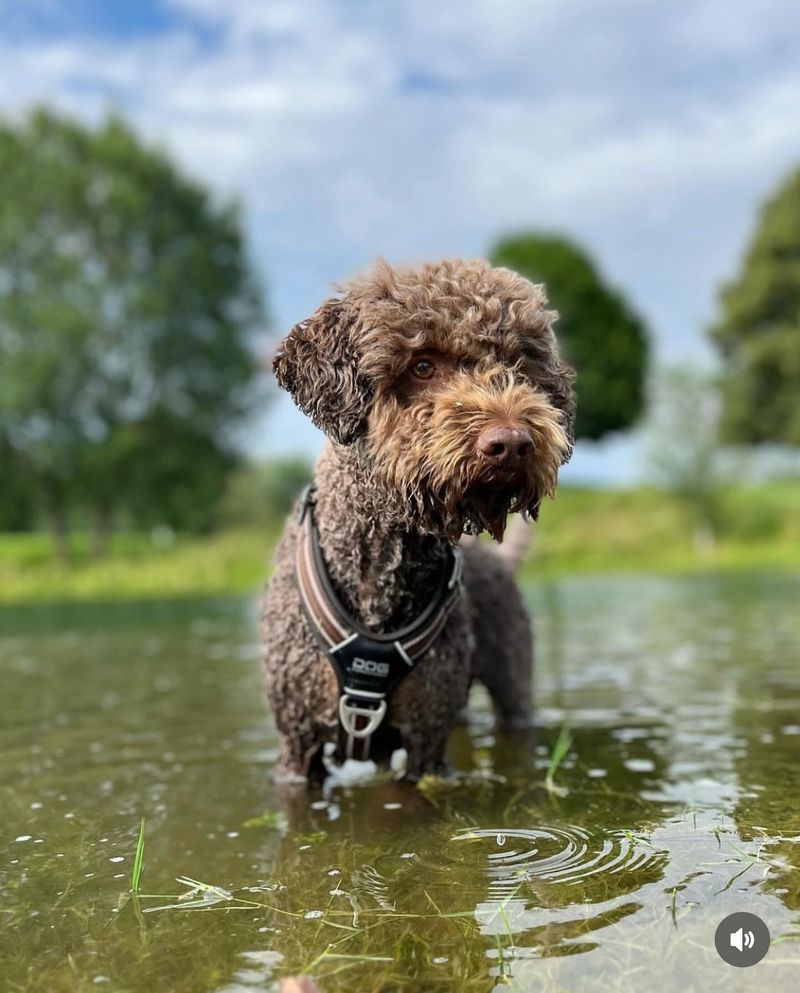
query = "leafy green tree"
xmin=491 ymin=234 xmax=649 ymax=440
xmin=711 ymin=168 xmax=800 ymax=445
xmin=0 ymin=440 xmax=36 ymax=531
xmin=221 ymin=456 xmax=313 ymax=527
xmin=645 ymin=367 xmax=727 ymax=554
xmin=124 ymin=418 xmax=238 ymax=534
xmin=0 ymin=108 xmax=265 ymax=559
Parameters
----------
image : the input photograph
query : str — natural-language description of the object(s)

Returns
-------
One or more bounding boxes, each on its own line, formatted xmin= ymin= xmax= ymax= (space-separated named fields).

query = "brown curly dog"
xmin=261 ymin=259 xmax=575 ymax=783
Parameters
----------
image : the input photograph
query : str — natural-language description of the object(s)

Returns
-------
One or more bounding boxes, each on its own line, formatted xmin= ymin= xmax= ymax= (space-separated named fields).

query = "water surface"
xmin=1 ymin=574 xmax=799 ymax=992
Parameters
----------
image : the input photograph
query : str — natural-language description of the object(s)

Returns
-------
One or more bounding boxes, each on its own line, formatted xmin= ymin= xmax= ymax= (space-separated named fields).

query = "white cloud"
xmin=2 ymin=0 xmax=800 ymax=469
xmin=674 ymin=0 xmax=800 ymax=56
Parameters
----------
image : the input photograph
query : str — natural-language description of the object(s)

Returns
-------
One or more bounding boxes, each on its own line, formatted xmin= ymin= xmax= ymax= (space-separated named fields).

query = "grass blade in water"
xmin=545 ymin=726 xmax=572 ymax=794
xmin=130 ymin=818 xmax=145 ymax=893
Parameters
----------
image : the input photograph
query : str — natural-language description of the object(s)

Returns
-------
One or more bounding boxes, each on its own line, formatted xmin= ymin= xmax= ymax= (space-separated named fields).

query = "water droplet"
xmin=496 ymin=834 xmax=506 ymax=846
xmin=624 ymin=758 xmax=655 ymax=773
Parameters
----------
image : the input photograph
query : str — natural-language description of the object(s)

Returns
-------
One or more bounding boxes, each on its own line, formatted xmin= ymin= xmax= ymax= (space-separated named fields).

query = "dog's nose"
xmin=476 ymin=425 xmax=533 ymax=467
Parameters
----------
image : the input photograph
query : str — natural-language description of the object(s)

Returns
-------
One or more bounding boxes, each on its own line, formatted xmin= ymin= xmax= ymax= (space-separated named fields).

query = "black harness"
xmin=294 ymin=486 xmax=464 ymax=760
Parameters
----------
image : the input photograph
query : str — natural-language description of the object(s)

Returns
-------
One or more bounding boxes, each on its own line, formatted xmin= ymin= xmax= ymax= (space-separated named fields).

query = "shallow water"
xmin=1 ymin=573 xmax=799 ymax=993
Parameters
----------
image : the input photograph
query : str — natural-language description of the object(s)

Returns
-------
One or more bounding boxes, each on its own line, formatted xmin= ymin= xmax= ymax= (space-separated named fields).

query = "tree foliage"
xmin=0 ymin=108 xmax=265 ymax=554
xmin=0 ymin=440 xmax=36 ymax=531
xmin=711 ymin=168 xmax=800 ymax=445
xmin=491 ymin=233 xmax=648 ymax=440
xmin=221 ymin=457 xmax=313 ymax=527
xmin=645 ymin=367 xmax=726 ymax=552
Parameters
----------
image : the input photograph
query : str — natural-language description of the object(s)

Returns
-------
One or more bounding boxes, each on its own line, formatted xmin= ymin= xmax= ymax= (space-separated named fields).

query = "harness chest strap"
xmin=294 ymin=487 xmax=463 ymax=760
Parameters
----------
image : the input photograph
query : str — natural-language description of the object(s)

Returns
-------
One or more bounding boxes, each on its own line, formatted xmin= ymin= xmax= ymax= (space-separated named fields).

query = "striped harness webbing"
xmin=294 ymin=486 xmax=464 ymax=760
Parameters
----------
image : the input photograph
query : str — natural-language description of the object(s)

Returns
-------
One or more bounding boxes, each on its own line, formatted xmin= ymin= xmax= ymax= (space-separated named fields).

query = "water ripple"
xmin=451 ymin=826 xmax=664 ymax=897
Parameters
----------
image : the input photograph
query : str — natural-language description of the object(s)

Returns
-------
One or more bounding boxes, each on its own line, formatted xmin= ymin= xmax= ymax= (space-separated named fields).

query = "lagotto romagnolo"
xmin=260 ymin=259 xmax=575 ymax=783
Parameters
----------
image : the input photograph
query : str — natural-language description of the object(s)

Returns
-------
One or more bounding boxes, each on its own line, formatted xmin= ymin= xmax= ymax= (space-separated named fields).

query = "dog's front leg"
xmin=274 ymin=725 xmax=332 ymax=784
xmin=395 ymin=723 xmax=455 ymax=780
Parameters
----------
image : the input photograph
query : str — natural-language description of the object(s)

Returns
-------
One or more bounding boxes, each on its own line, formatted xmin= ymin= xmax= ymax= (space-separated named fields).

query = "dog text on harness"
xmin=351 ymin=657 xmax=391 ymax=677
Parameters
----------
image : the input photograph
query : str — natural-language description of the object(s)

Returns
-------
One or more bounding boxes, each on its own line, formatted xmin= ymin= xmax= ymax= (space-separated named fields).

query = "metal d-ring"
xmin=338 ymin=692 xmax=387 ymax=739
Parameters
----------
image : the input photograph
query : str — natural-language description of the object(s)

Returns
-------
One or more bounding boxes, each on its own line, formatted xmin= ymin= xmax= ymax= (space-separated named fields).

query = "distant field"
xmin=0 ymin=483 xmax=798 ymax=603
xmin=0 ymin=528 xmax=280 ymax=604
xmin=527 ymin=481 xmax=800 ymax=577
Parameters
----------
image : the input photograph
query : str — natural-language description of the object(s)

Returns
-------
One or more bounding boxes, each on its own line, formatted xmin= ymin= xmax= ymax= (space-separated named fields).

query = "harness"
xmin=295 ymin=486 xmax=464 ymax=761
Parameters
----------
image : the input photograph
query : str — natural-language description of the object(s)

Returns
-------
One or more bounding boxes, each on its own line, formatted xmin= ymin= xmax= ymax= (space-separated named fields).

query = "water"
xmin=1 ymin=574 xmax=798 ymax=992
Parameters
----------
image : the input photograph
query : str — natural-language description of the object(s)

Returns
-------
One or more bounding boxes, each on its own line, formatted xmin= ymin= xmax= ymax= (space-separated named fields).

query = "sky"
xmin=2 ymin=0 xmax=800 ymax=483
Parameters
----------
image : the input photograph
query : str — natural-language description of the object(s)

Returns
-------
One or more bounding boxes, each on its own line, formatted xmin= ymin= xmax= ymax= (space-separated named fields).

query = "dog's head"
xmin=274 ymin=259 xmax=575 ymax=542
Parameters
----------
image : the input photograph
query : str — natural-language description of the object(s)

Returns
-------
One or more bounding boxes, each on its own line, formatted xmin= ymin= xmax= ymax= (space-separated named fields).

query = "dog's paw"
xmin=274 ymin=766 xmax=309 ymax=786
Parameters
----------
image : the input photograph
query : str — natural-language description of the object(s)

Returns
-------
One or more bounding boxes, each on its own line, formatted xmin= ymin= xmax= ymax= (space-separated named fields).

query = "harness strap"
xmin=294 ymin=486 xmax=463 ymax=760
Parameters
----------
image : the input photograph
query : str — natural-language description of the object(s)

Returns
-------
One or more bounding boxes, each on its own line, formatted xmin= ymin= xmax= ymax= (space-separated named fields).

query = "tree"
xmin=0 ymin=440 xmax=37 ymax=531
xmin=221 ymin=456 xmax=313 ymax=527
xmin=490 ymin=234 xmax=649 ymax=440
xmin=645 ymin=367 xmax=727 ymax=554
xmin=711 ymin=168 xmax=800 ymax=445
xmin=0 ymin=108 xmax=265 ymax=558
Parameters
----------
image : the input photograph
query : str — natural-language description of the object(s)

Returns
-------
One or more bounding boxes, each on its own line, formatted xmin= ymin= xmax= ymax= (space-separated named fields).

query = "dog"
xmin=260 ymin=259 xmax=575 ymax=783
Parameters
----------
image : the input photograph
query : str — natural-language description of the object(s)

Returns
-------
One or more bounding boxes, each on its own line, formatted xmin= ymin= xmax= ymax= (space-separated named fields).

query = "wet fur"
xmin=261 ymin=259 xmax=574 ymax=782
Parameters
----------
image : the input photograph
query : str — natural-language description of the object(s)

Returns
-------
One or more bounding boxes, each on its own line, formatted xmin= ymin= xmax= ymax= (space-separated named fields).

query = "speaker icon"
xmin=716 ymin=912 xmax=769 ymax=966
xmin=730 ymin=927 xmax=755 ymax=952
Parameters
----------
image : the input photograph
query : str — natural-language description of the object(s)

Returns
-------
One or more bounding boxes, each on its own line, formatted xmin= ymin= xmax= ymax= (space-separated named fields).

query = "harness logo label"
xmin=351 ymin=657 xmax=390 ymax=677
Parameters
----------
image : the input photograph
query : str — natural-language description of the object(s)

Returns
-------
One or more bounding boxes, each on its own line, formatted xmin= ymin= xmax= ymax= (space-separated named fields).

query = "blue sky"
xmin=2 ymin=0 xmax=800 ymax=482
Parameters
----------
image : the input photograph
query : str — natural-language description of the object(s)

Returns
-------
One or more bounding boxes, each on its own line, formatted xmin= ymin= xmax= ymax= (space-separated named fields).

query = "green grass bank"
xmin=1 ymin=483 xmax=798 ymax=604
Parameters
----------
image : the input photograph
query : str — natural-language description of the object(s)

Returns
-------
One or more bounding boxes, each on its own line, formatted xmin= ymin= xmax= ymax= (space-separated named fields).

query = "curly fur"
xmin=262 ymin=258 xmax=574 ymax=782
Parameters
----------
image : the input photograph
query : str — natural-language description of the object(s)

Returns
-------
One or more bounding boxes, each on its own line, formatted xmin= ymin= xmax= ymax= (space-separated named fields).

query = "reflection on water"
xmin=0 ymin=574 xmax=799 ymax=992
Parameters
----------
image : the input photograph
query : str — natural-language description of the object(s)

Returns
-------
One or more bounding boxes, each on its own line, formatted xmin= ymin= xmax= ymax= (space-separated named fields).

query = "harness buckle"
xmin=296 ymin=485 xmax=315 ymax=524
xmin=338 ymin=691 xmax=387 ymax=738
xmin=448 ymin=547 xmax=464 ymax=591
xmin=338 ymin=690 xmax=387 ymax=760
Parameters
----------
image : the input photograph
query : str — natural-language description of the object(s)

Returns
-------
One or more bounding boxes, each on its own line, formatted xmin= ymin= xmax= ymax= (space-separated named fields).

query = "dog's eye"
xmin=411 ymin=359 xmax=435 ymax=380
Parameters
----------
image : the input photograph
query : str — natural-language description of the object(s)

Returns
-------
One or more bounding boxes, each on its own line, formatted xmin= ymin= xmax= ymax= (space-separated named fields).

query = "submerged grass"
xmin=136 ymin=874 xmax=481 ymax=938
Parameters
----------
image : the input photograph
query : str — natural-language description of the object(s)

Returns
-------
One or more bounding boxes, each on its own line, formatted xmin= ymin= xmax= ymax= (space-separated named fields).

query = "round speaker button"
xmin=714 ymin=912 xmax=770 ymax=967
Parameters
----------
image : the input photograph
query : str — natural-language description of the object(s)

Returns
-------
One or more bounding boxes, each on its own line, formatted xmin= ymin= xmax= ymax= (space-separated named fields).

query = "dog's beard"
xmin=436 ymin=463 xmax=539 ymax=542
xmin=371 ymin=452 xmax=554 ymax=543
xmin=372 ymin=434 xmax=564 ymax=542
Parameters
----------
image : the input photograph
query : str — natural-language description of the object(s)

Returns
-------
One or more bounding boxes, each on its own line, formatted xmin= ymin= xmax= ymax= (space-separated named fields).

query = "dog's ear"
xmin=273 ymin=298 xmax=371 ymax=445
xmin=527 ymin=359 xmax=576 ymax=522
xmin=543 ymin=361 xmax=576 ymax=464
